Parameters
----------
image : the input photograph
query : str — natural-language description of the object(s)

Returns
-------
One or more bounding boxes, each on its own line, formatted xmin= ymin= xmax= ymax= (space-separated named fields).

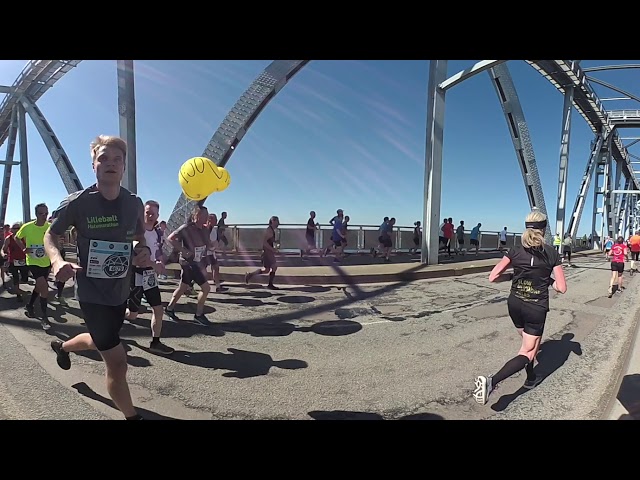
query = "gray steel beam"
xmin=117 ymin=60 xmax=137 ymax=193
xmin=17 ymin=103 xmax=30 ymax=223
xmin=439 ymin=60 xmax=506 ymax=91
xmin=586 ymin=76 xmax=640 ymax=105
xmin=0 ymin=107 xmax=18 ymax=225
xmin=164 ymin=60 xmax=310 ymax=255
xmin=421 ymin=60 xmax=447 ymax=266
xmin=19 ymin=96 xmax=83 ymax=193
xmin=0 ymin=86 xmax=13 ymax=94
xmin=489 ymin=63 xmax=551 ymax=242
xmin=567 ymin=133 xmax=603 ymax=239
xmin=556 ymin=85 xmax=574 ymax=237
xmin=582 ymin=64 xmax=640 ymax=73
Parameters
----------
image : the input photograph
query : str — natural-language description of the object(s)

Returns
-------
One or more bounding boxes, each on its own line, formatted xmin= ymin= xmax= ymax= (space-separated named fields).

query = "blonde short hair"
xmin=90 ymin=135 xmax=127 ymax=161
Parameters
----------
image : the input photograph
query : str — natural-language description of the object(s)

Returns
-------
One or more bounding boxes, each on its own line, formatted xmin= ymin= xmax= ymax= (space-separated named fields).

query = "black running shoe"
xmin=149 ymin=340 xmax=175 ymax=355
xmin=51 ymin=340 xmax=71 ymax=370
xmin=193 ymin=314 xmax=212 ymax=326
xmin=25 ymin=304 xmax=35 ymax=317
xmin=523 ymin=375 xmax=542 ymax=389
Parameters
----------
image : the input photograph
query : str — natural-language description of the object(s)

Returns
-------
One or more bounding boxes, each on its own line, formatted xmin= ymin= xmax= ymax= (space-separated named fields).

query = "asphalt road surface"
xmin=0 ymin=252 xmax=637 ymax=420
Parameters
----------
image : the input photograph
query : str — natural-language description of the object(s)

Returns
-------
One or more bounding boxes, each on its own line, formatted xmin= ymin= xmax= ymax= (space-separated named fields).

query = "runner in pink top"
xmin=608 ymin=236 xmax=628 ymax=298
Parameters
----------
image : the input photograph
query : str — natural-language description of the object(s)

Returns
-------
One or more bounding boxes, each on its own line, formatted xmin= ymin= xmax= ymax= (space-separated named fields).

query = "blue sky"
xmin=1 ymin=59 xmax=639 ymax=235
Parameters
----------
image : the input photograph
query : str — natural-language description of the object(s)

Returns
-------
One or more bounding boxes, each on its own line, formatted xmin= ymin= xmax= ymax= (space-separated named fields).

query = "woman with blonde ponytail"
xmin=473 ymin=209 xmax=567 ymax=405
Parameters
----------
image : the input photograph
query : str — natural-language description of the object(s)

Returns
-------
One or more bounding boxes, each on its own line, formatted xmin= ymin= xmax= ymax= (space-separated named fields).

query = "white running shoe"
xmin=473 ymin=375 xmax=492 ymax=405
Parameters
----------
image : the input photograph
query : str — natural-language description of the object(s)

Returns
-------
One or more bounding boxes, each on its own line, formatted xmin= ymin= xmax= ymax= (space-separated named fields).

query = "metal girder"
xmin=489 ymin=62 xmax=551 ymax=242
xmin=0 ymin=107 xmax=18 ymax=225
xmin=567 ymin=133 xmax=604 ymax=239
xmin=0 ymin=60 xmax=81 ymax=150
xmin=525 ymin=60 xmax=640 ymax=192
xmin=17 ymin=103 xmax=30 ymax=223
xmin=19 ymin=96 xmax=83 ymax=193
xmin=582 ymin=64 xmax=640 ymax=73
xmin=439 ymin=60 xmax=506 ymax=91
xmin=555 ymin=83 xmax=575 ymax=237
xmin=421 ymin=60 xmax=447 ymax=266
xmin=117 ymin=60 xmax=137 ymax=193
xmin=164 ymin=60 xmax=310 ymax=253
xmin=0 ymin=86 xmax=13 ymax=94
xmin=585 ymin=76 xmax=640 ymax=105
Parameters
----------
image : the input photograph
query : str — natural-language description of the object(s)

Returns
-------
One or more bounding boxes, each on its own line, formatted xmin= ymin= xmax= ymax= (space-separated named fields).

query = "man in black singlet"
xmin=302 ymin=210 xmax=318 ymax=258
xmin=245 ymin=216 xmax=280 ymax=290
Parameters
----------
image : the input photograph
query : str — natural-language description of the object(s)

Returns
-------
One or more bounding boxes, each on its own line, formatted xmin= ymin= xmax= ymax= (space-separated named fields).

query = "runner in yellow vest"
xmin=553 ymin=234 xmax=562 ymax=252
xmin=16 ymin=203 xmax=52 ymax=330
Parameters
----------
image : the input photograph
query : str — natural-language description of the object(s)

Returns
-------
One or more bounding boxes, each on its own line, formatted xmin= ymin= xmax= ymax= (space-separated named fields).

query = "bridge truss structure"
xmin=1 ymin=60 xmax=639 ymax=264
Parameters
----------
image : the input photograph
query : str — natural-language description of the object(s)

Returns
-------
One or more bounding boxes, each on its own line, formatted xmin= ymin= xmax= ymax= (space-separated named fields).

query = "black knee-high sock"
xmin=56 ymin=281 xmax=64 ymax=297
xmin=491 ymin=354 xmax=530 ymax=387
xmin=525 ymin=360 xmax=536 ymax=381
xmin=28 ymin=291 xmax=38 ymax=307
xmin=268 ymin=271 xmax=276 ymax=285
xmin=40 ymin=297 xmax=48 ymax=318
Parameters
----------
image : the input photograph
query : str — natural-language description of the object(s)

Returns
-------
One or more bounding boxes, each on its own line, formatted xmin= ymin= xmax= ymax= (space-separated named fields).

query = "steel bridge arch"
xmin=165 ymin=59 xmax=549 ymax=244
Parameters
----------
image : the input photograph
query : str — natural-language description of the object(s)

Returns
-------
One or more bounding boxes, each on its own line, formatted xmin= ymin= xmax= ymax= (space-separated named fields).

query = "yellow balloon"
xmin=212 ymin=166 xmax=231 ymax=192
xmin=178 ymin=157 xmax=221 ymax=200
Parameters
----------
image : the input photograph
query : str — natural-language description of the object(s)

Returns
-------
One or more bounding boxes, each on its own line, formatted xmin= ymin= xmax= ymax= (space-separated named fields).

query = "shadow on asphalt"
xmin=307 ymin=410 xmax=445 ymax=420
xmin=491 ymin=333 xmax=582 ymax=412
xmin=132 ymin=342 xmax=308 ymax=379
xmin=616 ymin=373 xmax=640 ymax=420
xmin=71 ymin=382 xmax=178 ymax=420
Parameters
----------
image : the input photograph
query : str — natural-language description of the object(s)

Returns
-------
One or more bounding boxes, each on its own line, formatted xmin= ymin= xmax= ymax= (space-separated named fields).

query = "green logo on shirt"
xmin=87 ymin=215 xmax=119 ymax=229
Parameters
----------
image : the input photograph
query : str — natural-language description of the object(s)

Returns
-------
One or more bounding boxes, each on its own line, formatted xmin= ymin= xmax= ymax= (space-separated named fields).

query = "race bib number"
xmin=142 ymin=269 xmax=157 ymax=291
xmin=13 ymin=259 xmax=25 ymax=267
xmin=194 ymin=246 xmax=205 ymax=262
xmin=87 ymin=240 xmax=131 ymax=279
xmin=30 ymin=244 xmax=46 ymax=259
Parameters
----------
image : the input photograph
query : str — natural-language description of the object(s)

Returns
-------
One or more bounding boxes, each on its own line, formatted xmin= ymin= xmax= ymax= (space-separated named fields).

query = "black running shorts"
xmin=128 ymin=286 xmax=162 ymax=313
xmin=507 ymin=296 xmax=547 ymax=337
xmin=79 ymin=302 xmax=126 ymax=352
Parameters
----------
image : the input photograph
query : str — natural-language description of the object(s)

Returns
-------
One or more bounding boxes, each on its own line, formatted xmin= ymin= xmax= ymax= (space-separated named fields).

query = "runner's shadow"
xmin=133 ymin=343 xmax=307 ymax=379
xmin=71 ymin=382 xmax=177 ymax=420
xmin=491 ymin=333 xmax=582 ymax=412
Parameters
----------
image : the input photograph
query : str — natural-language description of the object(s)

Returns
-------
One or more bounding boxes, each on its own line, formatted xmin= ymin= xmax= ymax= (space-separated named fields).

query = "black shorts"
xmin=632 ymin=251 xmax=639 ymax=261
xmin=306 ymin=233 xmax=315 ymax=248
xmin=470 ymin=239 xmax=479 ymax=246
xmin=611 ymin=261 xmax=625 ymax=273
xmin=333 ymin=239 xmax=344 ymax=248
xmin=378 ymin=236 xmax=392 ymax=248
xmin=128 ymin=285 xmax=162 ymax=313
xmin=563 ymin=247 xmax=571 ymax=254
xmin=457 ymin=238 xmax=464 ymax=245
xmin=29 ymin=265 xmax=51 ymax=280
xmin=79 ymin=302 xmax=126 ymax=352
xmin=413 ymin=237 xmax=419 ymax=246
xmin=219 ymin=234 xmax=229 ymax=246
xmin=500 ymin=241 xmax=507 ymax=246
xmin=206 ymin=254 xmax=218 ymax=267
xmin=262 ymin=252 xmax=276 ymax=270
xmin=180 ymin=261 xmax=207 ymax=287
xmin=507 ymin=296 xmax=547 ymax=337
xmin=9 ymin=264 xmax=29 ymax=282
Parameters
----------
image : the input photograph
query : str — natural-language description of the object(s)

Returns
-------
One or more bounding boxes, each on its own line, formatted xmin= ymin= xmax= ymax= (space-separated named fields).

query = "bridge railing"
xmin=214 ymin=224 xmax=527 ymax=253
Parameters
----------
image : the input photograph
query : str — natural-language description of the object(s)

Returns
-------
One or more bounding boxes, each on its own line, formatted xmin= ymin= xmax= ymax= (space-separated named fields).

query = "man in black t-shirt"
xmin=44 ymin=135 xmax=152 ymax=421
